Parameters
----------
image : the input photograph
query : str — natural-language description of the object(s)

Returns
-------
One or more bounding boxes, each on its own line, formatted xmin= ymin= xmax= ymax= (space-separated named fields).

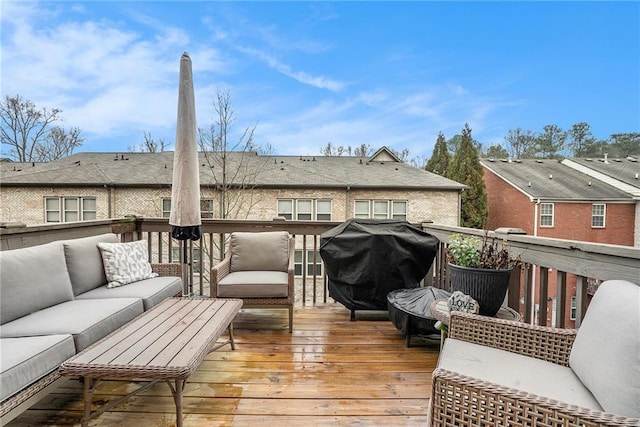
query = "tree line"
xmin=484 ymin=123 xmax=639 ymax=160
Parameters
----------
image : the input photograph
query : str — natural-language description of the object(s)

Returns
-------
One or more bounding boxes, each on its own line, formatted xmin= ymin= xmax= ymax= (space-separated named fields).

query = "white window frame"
xmin=200 ymin=199 xmax=215 ymax=219
xmin=162 ymin=198 xmax=214 ymax=219
xmin=162 ymin=198 xmax=172 ymax=218
xmin=354 ymin=200 xmax=408 ymax=220
xmin=591 ymin=203 xmax=605 ymax=228
xmin=277 ymin=199 xmax=294 ymax=220
xmin=540 ymin=203 xmax=554 ymax=227
xmin=391 ymin=201 xmax=407 ymax=220
xmin=296 ymin=199 xmax=313 ymax=220
xmin=294 ymin=249 xmax=323 ymax=277
xmin=373 ymin=200 xmax=389 ymax=219
xmin=278 ymin=198 xmax=332 ymax=221
xmin=354 ymin=200 xmax=370 ymax=218
xmin=316 ymin=199 xmax=332 ymax=221
xmin=306 ymin=250 xmax=323 ymax=276
xmin=45 ymin=197 xmax=97 ymax=223
xmin=570 ymin=296 xmax=577 ymax=321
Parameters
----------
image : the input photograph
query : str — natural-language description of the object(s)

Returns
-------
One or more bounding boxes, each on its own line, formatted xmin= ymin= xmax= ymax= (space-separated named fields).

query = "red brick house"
xmin=482 ymin=156 xmax=639 ymax=327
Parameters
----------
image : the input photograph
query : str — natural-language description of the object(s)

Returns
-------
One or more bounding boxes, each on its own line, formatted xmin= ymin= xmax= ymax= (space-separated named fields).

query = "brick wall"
xmin=484 ymin=166 xmax=636 ymax=328
xmin=1 ymin=185 xmax=461 ymax=226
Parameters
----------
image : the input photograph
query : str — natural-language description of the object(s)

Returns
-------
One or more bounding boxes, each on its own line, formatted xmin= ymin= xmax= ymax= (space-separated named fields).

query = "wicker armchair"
xmin=428 ymin=279 xmax=640 ymax=427
xmin=210 ymin=231 xmax=294 ymax=332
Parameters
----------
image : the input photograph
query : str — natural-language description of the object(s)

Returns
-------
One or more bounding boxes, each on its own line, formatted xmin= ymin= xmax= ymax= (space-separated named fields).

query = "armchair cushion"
xmin=569 ymin=280 xmax=640 ymax=418
xmin=217 ymin=271 xmax=289 ymax=298
xmin=439 ymin=338 xmax=602 ymax=411
xmin=229 ymin=231 xmax=290 ymax=272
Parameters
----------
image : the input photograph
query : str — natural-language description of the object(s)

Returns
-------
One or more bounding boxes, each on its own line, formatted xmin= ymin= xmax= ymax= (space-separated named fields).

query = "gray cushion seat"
xmin=0 ymin=298 xmax=143 ymax=352
xmin=217 ymin=271 xmax=289 ymax=298
xmin=0 ymin=335 xmax=76 ymax=402
xmin=438 ymin=338 xmax=603 ymax=411
xmin=76 ymin=276 xmax=182 ymax=310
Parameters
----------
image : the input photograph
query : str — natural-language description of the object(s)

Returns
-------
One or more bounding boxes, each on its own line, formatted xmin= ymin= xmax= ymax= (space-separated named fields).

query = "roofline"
xmin=481 ymin=161 xmax=536 ymax=201
xmin=0 ymin=182 xmax=465 ymax=191
xmin=562 ymin=158 xmax=640 ymax=197
xmin=527 ymin=198 xmax=637 ymax=203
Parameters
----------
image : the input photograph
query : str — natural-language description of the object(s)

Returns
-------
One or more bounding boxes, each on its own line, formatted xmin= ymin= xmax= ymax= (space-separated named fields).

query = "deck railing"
xmin=2 ymin=217 xmax=638 ymax=328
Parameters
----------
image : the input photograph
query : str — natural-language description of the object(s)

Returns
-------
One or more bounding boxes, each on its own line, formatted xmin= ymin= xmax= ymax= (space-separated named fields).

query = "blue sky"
xmin=1 ymin=1 xmax=638 ymax=160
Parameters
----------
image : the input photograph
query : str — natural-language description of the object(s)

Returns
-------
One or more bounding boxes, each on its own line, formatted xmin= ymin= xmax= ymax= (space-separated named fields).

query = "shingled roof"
xmin=0 ymin=150 xmax=465 ymax=190
xmin=481 ymin=158 xmax=638 ymax=201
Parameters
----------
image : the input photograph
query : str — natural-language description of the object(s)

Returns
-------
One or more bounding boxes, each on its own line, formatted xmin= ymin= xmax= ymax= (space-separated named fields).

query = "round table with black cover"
xmin=387 ymin=286 xmax=452 ymax=347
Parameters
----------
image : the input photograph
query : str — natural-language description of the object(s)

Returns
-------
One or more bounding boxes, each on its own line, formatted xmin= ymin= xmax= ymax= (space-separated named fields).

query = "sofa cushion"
xmin=569 ymin=280 xmax=640 ymax=418
xmin=438 ymin=338 xmax=603 ymax=411
xmin=217 ymin=271 xmax=289 ymax=298
xmin=63 ymin=233 xmax=119 ymax=296
xmin=76 ymin=276 xmax=182 ymax=310
xmin=97 ymin=240 xmax=158 ymax=288
xmin=0 ymin=242 xmax=74 ymax=325
xmin=0 ymin=298 xmax=144 ymax=352
xmin=230 ymin=231 xmax=290 ymax=273
xmin=0 ymin=335 xmax=76 ymax=402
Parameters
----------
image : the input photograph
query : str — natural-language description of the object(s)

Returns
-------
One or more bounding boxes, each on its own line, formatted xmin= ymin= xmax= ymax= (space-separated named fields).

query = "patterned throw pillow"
xmin=97 ymin=240 xmax=158 ymax=288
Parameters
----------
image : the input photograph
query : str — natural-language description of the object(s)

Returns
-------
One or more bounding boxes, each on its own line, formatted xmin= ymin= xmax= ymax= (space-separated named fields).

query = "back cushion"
xmin=0 ymin=242 xmax=74 ymax=324
xmin=230 ymin=231 xmax=290 ymax=272
xmin=569 ymin=280 xmax=640 ymax=418
xmin=63 ymin=233 xmax=119 ymax=295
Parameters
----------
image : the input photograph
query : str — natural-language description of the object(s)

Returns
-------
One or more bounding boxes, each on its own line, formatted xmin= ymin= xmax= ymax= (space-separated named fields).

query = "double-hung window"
xmin=354 ymin=200 xmax=407 ymax=221
xmin=296 ymin=200 xmax=313 ymax=220
xmin=277 ymin=199 xmax=332 ymax=221
xmin=277 ymin=199 xmax=294 ymax=220
xmin=294 ymin=250 xmax=323 ymax=277
xmin=591 ymin=204 xmax=605 ymax=228
xmin=162 ymin=198 xmax=214 ymax=219
xmin=540 ymin=203 xmax=554 ymax=227
xmin=45 ymin=197 xmax=97 ymax=223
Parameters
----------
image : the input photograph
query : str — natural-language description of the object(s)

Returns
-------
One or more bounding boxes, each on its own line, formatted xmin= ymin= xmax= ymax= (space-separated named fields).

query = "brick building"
xmin=1 ymin=147 xmax=465 ymax=277
xmin=482 ymin=156 xmax=639 ymax=327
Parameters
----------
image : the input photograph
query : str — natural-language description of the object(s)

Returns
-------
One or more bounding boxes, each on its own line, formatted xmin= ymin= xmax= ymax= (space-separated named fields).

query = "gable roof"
xmin=369 ymin=146 xmax=401 ymax=163
xmin=481 ymin=158 xmax=634 ymax=201
xmin=562 ymin=157 xmax=640 ymax=197
xmin=0 ymin=151 xmax=466 ymax=191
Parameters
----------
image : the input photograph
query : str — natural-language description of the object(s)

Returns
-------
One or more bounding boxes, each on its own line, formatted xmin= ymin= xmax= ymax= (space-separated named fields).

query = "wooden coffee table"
xmin=59 ymin=297 xmax=242 ymax=427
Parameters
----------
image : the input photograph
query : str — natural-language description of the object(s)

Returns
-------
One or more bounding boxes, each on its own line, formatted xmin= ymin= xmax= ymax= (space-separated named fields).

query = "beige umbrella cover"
xmin=170 ymin=52 xmax=201 ymax=240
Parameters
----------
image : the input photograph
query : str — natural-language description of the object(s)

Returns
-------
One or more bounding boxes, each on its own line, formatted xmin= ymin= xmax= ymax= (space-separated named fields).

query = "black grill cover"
xmin=320 ymin=219 xmax=440 ymax=311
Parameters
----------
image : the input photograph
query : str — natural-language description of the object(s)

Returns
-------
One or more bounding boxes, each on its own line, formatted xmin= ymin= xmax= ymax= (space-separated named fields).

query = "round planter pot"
xmin=448 ymin=263 xmax=512 ymax=316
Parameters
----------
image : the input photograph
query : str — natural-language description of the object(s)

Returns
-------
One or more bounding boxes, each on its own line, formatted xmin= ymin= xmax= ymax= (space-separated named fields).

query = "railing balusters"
xmin=2 ymin=218 xmax=638 ymax=330
xmin=538 ymin=267 xmax=549 ymax=326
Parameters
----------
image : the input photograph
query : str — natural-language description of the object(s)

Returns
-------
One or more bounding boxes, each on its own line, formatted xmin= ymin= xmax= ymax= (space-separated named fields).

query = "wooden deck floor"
xmin=8 ymin=303 xmax=440 ymax=426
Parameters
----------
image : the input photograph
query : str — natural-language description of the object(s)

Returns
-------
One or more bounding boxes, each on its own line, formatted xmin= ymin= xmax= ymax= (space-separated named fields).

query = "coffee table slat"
xmin=123 ymin=299 xmax=216 ymax=366
xmin=71 ymin=299 xmax=187 ymax=365
xmin=163 ymin=301 xmax=240 ymax=369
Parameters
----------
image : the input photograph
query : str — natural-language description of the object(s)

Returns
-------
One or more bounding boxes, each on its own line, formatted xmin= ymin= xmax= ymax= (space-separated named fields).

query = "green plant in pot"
xmin=446 ymin=233 xmax=517 ymax=316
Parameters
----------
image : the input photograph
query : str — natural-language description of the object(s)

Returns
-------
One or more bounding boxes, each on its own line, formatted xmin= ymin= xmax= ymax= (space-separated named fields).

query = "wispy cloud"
xmin=236 ymin=45 xmax=344 ymax=92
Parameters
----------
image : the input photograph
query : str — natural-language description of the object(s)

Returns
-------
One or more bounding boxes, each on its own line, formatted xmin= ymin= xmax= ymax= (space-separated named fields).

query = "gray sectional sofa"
xmin=0 ymin=233 xmax=182 ymax=423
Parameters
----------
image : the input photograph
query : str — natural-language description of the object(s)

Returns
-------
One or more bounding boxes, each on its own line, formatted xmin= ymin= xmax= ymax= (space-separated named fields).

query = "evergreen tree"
xmin=483 ymin=143 xmax=509 ymax=159
xmin=535 ymin=124 xmax=567 ymax=158
xmin=609 ymin=133 xmax=640 ymax=157
xmin=568 ymin=122 xmax=597 ymax=157
xmin=448 ymin=123 xmax=487 ymax=228
xmin=425 ymin=132 xmax=450 ymax=176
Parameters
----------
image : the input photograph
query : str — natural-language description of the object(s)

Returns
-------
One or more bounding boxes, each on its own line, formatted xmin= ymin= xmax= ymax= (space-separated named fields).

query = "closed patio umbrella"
xmin=170 ymin=52 xmax=201 ymax=296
